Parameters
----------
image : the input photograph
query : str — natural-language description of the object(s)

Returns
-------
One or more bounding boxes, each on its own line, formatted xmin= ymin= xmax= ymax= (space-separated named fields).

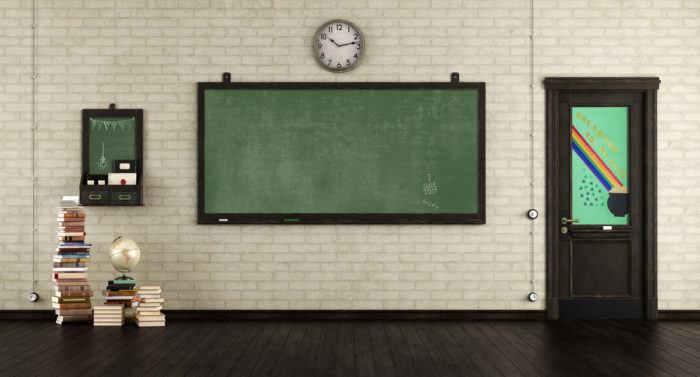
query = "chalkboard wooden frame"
xmin=80 ymin=108 xmax=143 ymax=206
xmin=197 ymin=82 xmax=485 ymax=224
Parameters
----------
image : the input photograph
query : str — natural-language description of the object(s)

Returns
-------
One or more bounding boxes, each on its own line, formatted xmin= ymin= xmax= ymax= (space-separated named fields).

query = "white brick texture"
xmin=0 ymin=0 xmax=698 ymax=310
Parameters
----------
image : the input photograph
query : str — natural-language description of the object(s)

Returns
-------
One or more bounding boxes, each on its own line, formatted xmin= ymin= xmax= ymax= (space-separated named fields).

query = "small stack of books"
xmin=135 ymin=285 xmax=165 ymax=327
xmin=53 ymin=197 xmax=92 ymax=324
xmin=104 ymin=278 xmax=136 ymax=307
xmin=93 ymin=305 xmax=124 ymax=326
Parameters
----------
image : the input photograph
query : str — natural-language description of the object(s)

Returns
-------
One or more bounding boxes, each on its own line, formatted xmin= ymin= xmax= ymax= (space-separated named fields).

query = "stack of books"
xmin=104 ymin=278 xmax=136 ymax=307
xmin=93 ymin=305 xmax=124 ymax=326
xmin=53 ymin=197 xmax=92 ymax=324
xmin=135 ymin=285 xmax=165 ymax=327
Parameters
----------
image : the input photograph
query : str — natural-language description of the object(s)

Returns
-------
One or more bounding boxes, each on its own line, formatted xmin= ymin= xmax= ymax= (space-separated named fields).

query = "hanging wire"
xmin=529 ymin=0 xmax=536 ymax=293
xmin=31 ymin=0 xmax=38 ymax=293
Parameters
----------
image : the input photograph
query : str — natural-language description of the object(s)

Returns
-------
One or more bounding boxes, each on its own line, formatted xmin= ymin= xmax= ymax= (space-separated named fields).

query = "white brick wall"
xmin=0 ymin=0 xmax=698 ymax=310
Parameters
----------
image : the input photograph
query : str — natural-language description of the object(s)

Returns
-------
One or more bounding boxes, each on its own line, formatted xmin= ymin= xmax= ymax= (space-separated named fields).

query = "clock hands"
xmin=329 ymin=38 xmax=357 ymax=47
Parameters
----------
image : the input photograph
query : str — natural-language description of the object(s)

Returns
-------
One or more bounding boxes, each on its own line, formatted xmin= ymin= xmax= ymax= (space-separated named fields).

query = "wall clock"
xmin=313 ymin=19 xmax=364 ymax=72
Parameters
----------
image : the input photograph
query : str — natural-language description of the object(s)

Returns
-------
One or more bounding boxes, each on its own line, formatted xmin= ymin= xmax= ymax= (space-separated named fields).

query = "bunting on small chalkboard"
xmin=90 ymin=118 xmax=135 ymax=132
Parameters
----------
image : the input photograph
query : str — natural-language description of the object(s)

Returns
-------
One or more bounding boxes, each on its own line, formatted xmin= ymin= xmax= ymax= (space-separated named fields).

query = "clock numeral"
xmin=320 ymin=53 xmax=325 ymax=59
xmin=353 ymin=33 xmax=358 ymax=40
xmin=336 ymin=23 xmax=342 ymax=31
xmin=328 ymin=26 xmax=333 ymax=33
xmin=317 ymin=43 xmax=322 ymax=49
xmin=320 ymin=33 xmax=326 ymax=40
xmin=356 ymin=43 xmax=361 ymax=50
xmin=353 ymin=53 xmax=358 ymax=59
xmin=346 ymin=59 xmax=351 ymax=66
xmin=336 ymin=62 xmax=342 ymax=69
xmin=327 ymin=59 xmax=333 ymax=66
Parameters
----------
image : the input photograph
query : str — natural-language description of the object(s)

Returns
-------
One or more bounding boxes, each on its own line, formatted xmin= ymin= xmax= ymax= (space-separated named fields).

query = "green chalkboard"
xmin=87 ymin=117 xmax=137 ymax=175
xmin=197 ymin=82 xmax=485 ymax=224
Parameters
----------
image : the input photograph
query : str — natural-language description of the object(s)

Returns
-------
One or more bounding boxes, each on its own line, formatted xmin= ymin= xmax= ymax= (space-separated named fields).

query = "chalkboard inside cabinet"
xmin=80 ymin=108 xmax=143 ymax=206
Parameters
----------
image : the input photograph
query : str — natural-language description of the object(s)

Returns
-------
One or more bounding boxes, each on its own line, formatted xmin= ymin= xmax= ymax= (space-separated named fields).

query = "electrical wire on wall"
xmin=28 ymin=0 xmax=39 ymax=302
xmin=528 ymin=0 xmax=537 ymax=299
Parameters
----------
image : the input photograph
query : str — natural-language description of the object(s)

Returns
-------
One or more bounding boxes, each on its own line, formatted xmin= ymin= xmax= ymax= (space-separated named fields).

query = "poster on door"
xmin=571 ymin=107 xmax=629 ymax=225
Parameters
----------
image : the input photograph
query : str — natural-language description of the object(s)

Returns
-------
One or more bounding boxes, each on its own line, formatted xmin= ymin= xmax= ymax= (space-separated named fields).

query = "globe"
xmin=109 ymin=236 xmax=141 ymax=275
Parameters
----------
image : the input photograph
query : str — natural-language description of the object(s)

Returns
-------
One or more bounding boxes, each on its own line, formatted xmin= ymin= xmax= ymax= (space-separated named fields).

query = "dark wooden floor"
xmin=1 ymin=320 xmax=700 ymax=376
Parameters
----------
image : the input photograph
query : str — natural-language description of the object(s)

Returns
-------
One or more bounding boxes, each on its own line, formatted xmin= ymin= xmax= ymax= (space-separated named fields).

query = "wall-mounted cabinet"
xmin=80 ymin=107 xmax=143 ymax=206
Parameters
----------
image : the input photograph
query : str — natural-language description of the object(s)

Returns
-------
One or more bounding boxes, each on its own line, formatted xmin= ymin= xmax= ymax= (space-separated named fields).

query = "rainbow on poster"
xmin=571 ymin=125 xmax=623 ymax=191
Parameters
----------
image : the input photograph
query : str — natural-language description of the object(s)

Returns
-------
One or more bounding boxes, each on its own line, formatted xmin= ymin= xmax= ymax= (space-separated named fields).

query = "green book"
xmin=108 ymin=279 xmax=136 ymax=285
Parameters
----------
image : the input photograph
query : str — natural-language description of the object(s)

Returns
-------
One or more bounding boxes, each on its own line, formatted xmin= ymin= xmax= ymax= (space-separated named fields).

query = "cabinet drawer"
xmin=80 ymin=189 xmax=110 ymax=205
xmin=110 ymin=191 xmax=140 ymax=205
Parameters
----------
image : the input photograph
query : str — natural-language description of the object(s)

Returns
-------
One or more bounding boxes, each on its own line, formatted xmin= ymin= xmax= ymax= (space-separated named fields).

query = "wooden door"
xmin=544 ymin=78 xmax=659 ymax=319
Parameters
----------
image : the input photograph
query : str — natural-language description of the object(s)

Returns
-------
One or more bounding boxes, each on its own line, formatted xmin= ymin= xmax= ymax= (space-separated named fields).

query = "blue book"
xmin=56 ymin=254 xmax=91 ymax=259
xmin=105 ymin=286 xmax=135 ymax=291
xmin=108 ymin=279 xmax=136 ymax=285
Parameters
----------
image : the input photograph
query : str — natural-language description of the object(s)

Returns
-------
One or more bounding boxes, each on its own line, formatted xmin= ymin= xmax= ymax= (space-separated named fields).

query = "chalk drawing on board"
xmin=97 ymin=142 xmax=109 ymax=171
xmin=422 ymin=173 xmax=439 ymax=210
xmin=423 ymin=174 xmax=438 ymax=196
xmin=90 ymin=117 xmax=135 ymax=131
xmin=422 ymin=198 xmax=438 ymax=210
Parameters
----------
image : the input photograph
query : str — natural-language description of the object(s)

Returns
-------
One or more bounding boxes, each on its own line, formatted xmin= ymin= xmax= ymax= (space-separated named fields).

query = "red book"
xmin=52 ymin=302 xmax=92 ymax=309
xmin=58 ymin=222 xmax=85 ymax=227
xmin=54 ymin=290 xmax=93 ymax=298
xmin=59 ymin=227 xmax=85 ymax=232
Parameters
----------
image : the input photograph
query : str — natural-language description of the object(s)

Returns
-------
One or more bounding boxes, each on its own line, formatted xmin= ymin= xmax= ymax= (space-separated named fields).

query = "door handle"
xmin=561 ymin=217 xmax=580 ymax=225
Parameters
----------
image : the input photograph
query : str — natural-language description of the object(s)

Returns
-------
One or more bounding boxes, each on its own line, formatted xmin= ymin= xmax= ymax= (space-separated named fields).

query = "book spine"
xmin=59 ymin=236 xmax=85 ymax=241
xmin=52 ymin=302 xmax=92 ymax=309
xmin=53 ymin=273 xmax=88 ymax=279
xmin=54 ymin=291 xmax=93 ymax=297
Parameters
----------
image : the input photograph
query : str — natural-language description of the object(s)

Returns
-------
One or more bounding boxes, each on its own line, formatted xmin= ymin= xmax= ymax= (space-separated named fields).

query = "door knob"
xmin=560 ymin=217 xmax=580 ymax=225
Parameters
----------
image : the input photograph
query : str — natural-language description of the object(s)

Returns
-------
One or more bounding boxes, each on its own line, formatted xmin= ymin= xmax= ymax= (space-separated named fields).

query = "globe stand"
xmin=113 ymin=273 xmax=134 ymax=281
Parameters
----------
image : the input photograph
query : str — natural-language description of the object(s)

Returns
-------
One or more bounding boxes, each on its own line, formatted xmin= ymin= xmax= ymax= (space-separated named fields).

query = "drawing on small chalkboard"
xmin=87 ymin=117 xmax=136 ymax=175
xmin=97 ymin=143 xmax=108 ymax=171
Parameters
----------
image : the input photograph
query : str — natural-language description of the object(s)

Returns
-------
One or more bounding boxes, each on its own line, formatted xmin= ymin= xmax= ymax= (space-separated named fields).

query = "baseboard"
xmin=658 ymin=310 xmax=700 ymax=320
xmin=160 ymin=310 xmax=548 ymax=321
xmin=4 ymin=309 xmax=694 ymax=321
xmin=0 ymin=309 xmax=546 ymax=321
xmin=0 ymin=310 xmax=54 ymax=321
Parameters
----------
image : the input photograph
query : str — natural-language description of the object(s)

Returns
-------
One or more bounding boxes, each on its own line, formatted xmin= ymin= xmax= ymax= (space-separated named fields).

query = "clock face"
xmin=313 ymin=20 xmax=364 ymax=72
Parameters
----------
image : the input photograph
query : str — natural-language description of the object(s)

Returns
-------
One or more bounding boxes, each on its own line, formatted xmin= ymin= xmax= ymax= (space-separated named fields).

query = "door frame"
xmin=544 ymin=77 xmax=660 ymax=320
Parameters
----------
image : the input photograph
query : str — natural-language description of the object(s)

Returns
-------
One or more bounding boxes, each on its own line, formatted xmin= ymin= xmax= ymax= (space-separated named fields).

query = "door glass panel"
xmin=571 ymin=107 xmax=629 ymax=225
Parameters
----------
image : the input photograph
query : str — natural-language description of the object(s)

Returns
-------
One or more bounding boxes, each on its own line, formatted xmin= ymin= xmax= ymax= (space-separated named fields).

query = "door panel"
xmin=544 ymin=77 xmax=659 ymax=320
xmin=571 ymin=239 xmax=631 ymax=297
xmin=555 ymin=92 xmax=643 ymax=318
